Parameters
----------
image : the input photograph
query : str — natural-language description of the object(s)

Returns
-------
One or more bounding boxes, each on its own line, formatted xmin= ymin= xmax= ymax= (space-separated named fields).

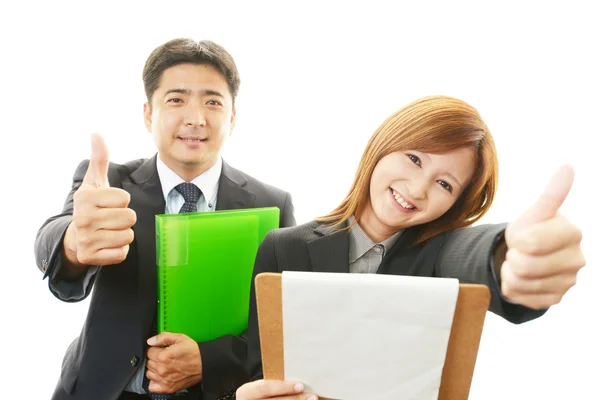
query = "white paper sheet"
xmin=282 ymin=271 xmax=459 ymax=400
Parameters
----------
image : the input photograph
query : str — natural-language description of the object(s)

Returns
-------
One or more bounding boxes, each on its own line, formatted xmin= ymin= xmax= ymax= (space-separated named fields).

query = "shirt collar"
xmin=156 ymin=156 xmax=222 ymax=203
xmin=348 ymin=216 xmax=403 ymax=264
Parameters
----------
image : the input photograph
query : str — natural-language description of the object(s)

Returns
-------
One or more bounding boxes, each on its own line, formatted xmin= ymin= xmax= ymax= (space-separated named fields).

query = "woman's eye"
xmin=438 ymin=180 xmax=453 ymax=193
xmin=407 ymin=153 xmax=421 ymax=167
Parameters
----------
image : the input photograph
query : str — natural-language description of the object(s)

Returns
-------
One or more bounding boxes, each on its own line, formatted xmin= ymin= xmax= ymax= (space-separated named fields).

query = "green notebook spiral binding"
xmin=156 ymin=207 xmax=280 ymax=342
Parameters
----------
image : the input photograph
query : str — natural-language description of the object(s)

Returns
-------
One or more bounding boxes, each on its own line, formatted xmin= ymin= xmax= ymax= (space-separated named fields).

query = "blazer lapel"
xmin=215 ymin=161 xmax=255 ymax=210
xmin=122 ymin=155 xmax=166 ymax=337
xmin=307 ymin=222 xmax=350 ymax=273
xmin=377 ymin=227 xmax=427 ymax=276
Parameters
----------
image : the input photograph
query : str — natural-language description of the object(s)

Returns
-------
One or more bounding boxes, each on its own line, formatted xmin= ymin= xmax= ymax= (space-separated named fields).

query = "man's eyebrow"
xmin=163 ymin=88 xmax=225 ymax=98
xmin=202 ymin=89 xmax=225 ymax=98
xmin=164 ymin=88 xmax=190 ymax=97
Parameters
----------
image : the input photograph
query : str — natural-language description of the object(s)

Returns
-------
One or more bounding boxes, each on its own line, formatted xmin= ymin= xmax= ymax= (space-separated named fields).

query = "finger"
xmin=500 ymin=291 xmax=563 ymax=310
xmin=146 ymin=359 xmax=160 ymax=374
xmin=73 ymin=206 xmax=136 ymax=231
xmin=146 ymin=369 xmax=160 ymax=383
xmin=94 ymin=208 xmax=137 ymax=230
xmin=241 ymin=380 xmax=307 ymax=399
xmin=148 ymin=332 xmax=182 ymax=347
xmin=76 ymin=245 xmax=129 ymax=266
xmin=504 ymin=247 xmax=586 ymax=279
xmin=96 ymin=188 xmax=131 ymax=208
xmin=77 ymin=229 xmax=134 ymax=251
xmin=147 ymin=377 xmax=172 ymax=394
xmin=146 ymin=360 xmax=172 ymax=382
xmin=509 ymin=215 xmax=583 ymax=256
xmin=260 ymin=394 xmax=318 ymax=400
xmin=83 ymin=133 xmax=110 ymax=188
xmin=147 ymin=346 xmax=164 ymax=362
xmin=74 ymin=187 xmax=131 ymax=208
xmin=511 ymin=165 xmax=574 ymax=230
xmin=148 ymin=380 xmax=164 ymax=393
xmin=501 ymin=266 xmax=578 ymax=296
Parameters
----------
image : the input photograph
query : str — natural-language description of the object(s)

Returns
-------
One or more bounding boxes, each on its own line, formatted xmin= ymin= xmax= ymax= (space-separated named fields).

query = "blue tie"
xmin=175 ymin=182 xmax=202 ymax=213
xmin=142 ymin=183 xmax=203 ymax=399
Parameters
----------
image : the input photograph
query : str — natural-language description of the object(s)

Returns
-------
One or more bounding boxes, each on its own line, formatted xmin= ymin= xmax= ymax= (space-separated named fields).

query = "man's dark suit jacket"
xmin=35 ymin=156 xmax=296 ymax=400
xmin=246 ymin=220 xmax=546 ymax=380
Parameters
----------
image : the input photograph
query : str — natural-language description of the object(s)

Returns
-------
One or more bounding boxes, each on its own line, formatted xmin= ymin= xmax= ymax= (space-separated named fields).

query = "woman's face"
xmin=361 ymin=147 xmax=477 ymax=240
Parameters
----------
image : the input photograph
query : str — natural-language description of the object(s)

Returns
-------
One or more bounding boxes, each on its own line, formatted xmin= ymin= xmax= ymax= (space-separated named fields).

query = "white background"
xmin=1 ymin=1 xmax=598 ymax=399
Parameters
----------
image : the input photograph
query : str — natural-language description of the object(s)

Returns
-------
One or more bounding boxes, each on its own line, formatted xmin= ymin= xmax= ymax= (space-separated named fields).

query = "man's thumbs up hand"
xmin=63 ymin=134 xmax=137 ymax=270
xmin=500 ymin=165 xmax=585 ymax=310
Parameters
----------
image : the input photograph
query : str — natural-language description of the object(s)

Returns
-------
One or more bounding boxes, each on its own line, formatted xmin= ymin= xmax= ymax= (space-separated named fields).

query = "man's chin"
xmin=177 ymin=154 xmax=220 ymax=170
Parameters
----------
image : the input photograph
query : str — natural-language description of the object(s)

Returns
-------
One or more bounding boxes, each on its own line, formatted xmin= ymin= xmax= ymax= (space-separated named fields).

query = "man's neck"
xmin=159 ymin=156 xmax=218 ymax=182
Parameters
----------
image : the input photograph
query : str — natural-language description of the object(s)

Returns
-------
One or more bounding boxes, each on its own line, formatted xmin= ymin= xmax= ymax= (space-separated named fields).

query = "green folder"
xmin=156 ymin=207 xmax=280 ymax=342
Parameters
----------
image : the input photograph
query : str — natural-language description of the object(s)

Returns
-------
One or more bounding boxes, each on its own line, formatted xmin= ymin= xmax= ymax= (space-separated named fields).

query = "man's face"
xmin=144 ymin=63 xmax=235 ymax=180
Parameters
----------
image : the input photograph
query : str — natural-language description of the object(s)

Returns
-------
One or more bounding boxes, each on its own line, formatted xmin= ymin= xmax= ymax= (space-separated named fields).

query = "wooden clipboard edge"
xmin=256 ymin=272 xmax=491 ymax=400
xmin=256 ymin=272 xmax=285 ymax=380
xmin=439 ymin=282 xmax=491 ymax=399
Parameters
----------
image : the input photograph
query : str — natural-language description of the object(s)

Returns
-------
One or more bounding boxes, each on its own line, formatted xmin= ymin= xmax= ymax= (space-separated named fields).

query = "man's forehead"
xmin=160 ymin=64 xmax=224 ymax=82
xmin=157 ymin=66 xmax=229 ymax=93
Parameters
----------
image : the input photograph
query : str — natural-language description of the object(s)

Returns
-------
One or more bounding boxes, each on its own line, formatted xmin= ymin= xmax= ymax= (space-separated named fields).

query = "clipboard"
xmin=255 ymin=272 xmax=491 ymax=400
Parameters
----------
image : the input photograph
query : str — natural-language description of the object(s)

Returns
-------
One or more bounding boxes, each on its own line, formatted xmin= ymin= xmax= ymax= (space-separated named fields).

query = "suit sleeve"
xmin=194 ymin=332 xmax=248 ymax=399
xmin=434 ymin=223 xmax=547 ymax=324
xmin=34 ymin=160 xmax=99 ymax=303
xmin=279 ymin=192 xmax=296 ymax=228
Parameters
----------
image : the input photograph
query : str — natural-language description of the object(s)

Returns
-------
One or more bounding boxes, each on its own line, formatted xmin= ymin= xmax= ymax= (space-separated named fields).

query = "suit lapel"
xmin=307 ymin=222 xmax=350 ymax=273
xmin=122 ymin=155 xmax=166 ymax=337
xmin=215 ymin=161 xmax=255 ymax=210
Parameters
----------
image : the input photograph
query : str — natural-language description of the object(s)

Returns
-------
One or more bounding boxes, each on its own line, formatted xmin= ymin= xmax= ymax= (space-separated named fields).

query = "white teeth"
xmin=392 ymin=190 xmax=415 ymax=209
xmin=183 ymin=138 xmax=203 ymax=142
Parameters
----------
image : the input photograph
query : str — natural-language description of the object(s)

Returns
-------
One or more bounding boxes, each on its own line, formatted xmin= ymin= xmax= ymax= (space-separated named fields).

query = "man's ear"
xmin=143 ymin=102 xmax=152 ymax=132
xmin=229 ymin=106 xmax=237 ymax=136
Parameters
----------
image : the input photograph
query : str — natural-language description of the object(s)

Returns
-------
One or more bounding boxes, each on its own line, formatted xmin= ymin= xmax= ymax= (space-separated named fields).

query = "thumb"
xmin=83 ymin=133 xmax=110 ymax=188
xmin=147 ymin=332 xmax=182 ymax=347
xmin=510 ymin=165 xmax=574 ymax=233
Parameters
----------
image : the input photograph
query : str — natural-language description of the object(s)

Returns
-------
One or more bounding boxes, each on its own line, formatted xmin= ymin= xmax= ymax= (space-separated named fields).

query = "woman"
xmin=236 ymin=96 xmax=584 ymax=400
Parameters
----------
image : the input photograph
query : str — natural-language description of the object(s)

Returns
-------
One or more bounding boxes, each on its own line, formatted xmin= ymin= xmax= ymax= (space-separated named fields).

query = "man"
xmin=35 ymin=38 xmax=295 ymax=400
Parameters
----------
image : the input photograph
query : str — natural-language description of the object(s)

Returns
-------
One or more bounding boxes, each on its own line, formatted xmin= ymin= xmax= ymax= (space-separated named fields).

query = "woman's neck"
xmin=355 ymin=207 xmax=397 ymax=243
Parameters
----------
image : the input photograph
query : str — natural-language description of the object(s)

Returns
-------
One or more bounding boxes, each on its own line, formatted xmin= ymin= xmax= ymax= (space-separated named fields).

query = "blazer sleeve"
xmin=34 ymin=160 xmax=99 ymax=302
xmin=434 ymin=223 xmax=547 ymax=324
xmin=279 ymin=192 xmax=296 ymax=228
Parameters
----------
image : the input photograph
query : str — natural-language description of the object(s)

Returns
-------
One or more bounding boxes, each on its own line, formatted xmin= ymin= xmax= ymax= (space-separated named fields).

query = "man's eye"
xmin=167 ymin=98 xmax=182 ymax=103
